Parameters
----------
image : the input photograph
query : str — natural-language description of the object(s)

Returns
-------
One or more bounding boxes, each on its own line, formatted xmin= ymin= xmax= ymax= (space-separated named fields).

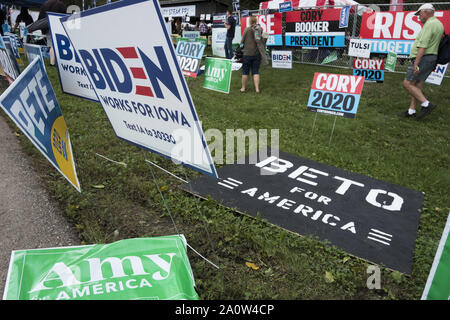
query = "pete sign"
xmin=0 ymin=57 xmax=80 ymax=191
xmin=61 ymin=0 xmax=217 ymax=178
xmin=175 ymin=40 xmax=205 ymax=78
xmin=271 ymin=50 xmax=292 ymax=69
xmin=307 ymin=72 xmax=364 ymax=118
xmin=3 ymin=236 xmax=198 ymax=300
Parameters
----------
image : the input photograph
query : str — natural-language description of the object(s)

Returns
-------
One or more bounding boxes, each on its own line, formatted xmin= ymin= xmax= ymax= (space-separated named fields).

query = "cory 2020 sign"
xmin=61 ymin=0 xmax=217 ymax=178
xmin=353 ymin=58 xmax=385 ymax=83
xmin=182 ymin=150 xmax=424 ymax=274
xmin=307 ymin=72 xmax=364 ymax=118
xmin=175 ymin=40 xmax=205 ymax=78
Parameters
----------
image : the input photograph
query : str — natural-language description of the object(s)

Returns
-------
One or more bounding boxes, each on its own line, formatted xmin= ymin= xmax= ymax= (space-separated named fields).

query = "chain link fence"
xmin=243 ymin=2 xmax=450 ymax=75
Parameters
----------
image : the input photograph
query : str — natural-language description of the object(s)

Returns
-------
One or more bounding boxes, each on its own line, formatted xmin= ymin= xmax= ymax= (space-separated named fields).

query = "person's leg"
xmin=400 ymin=56 xmax=437 ymax=119
xmin=403 ymin=79 xmax=427 ymax=105
xmin=224 ymin=37 xmax=229 ymax=59
xmin=241 ymin=75 xmax=248 ymax=92
xmin=241 ymin=56 xmax=250 ymax=92
xmin=252 ymin=55 xmax=261 ymax=93
xmin=408 ymin=80 xmax=424 ymax=110
xmin=225 ymin=37 xmax=232 ymax=59
xmin=253 ymin=74 xmax=260 ymax=93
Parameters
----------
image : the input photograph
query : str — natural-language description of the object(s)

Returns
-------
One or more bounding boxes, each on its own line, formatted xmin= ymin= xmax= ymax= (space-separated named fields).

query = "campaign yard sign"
xmin=360 ymin=10 xmax=450 ymax=55
xmin=181 ymin=150 xmax=423 ymax=274
xmin=175 ymin=40 xmax=205 ymax=78
xmin=3 ymin=36 xmax=23 ymax=66
xmin=47 ymin=13 xmax=99 ymax=102
xmin=241 ymin=13 xmax=283 ymax=46
xmin=182 ymin=30 xmax=200 ymax=41
xmin=348 ymin=39 xmax=372 ymax=59
xmin=24 ymin=43 xmax=44 ymax=64
xmin=425 ymin=63 xmax=448 ymax=86
xmin=339 ymin=6 xmax=350 ymax=28
xmin=61 ymin=0 xmax=217 ymax=178
xmin=285 ymin=9 xmax=346 ymax=48
xmin=0 ymin=57 xmax=80 ymax=192
xmin=271 ymin=50 xmax=292 ymax=69
xmin=203 ymin=57 xmax=232 ymax=94
xmin=385 ymin=51 xmax=397 ymax=72
xmin=421 ymin=213 xmax=450 ymax=300
xmin=0 ymin=35 xmax=20 ymax=84
xmin=353 ymin=58 xmax=385 ymax=83
xmin=3 ymin=235 xmax=198 ymax=300
xmin=279 ymin=1 xmax=292 ymax=13
xmin=307 ymin=72 xmax=364 ymax=118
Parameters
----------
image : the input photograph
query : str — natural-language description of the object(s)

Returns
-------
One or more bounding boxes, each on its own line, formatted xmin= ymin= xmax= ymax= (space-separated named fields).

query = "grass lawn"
xmin=1 ymin=53 xmax=449 ymax=300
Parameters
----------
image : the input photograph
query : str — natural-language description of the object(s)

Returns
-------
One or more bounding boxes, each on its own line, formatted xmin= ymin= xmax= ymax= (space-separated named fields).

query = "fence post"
xmin=349 ymin=4 xmax=359 ymax=69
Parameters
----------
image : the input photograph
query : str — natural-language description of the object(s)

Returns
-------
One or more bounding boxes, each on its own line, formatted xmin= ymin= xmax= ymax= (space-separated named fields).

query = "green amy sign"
xmin=203 ymin=57 xmax=232 ymax=94
xmin=422 ymin=213 xmax=450 ymax=300
xmin=3 ymin=235 xmax=198 ymax=300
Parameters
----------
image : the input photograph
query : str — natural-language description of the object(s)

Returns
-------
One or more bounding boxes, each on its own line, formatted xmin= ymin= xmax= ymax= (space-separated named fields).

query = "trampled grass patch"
xmin=1 ymin=54 xmax=449 ymax=299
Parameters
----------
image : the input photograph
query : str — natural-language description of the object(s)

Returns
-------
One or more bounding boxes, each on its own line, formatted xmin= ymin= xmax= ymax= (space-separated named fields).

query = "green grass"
xmin=1 ymin=53 xmax=449 ymax=300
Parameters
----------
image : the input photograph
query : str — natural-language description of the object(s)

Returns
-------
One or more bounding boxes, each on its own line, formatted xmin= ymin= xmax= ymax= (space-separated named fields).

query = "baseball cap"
xmin=414 ymin=3 xmax=435 ymax=15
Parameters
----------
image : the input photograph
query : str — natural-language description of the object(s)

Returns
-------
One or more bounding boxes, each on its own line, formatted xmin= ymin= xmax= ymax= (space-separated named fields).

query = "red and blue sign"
xmin=175 ymin=40 xmax=206 ymax=78
xmin=285 ymin=9 xmax=346 ymax=48
xmin=352 ymin=58 xmax=385 ymax=83
xmin=307 ymin=72 xmax=365 ymax=118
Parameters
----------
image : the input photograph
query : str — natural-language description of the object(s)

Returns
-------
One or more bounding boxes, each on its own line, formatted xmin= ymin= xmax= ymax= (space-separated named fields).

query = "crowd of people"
xmin=172 ymin=18 xmax=211 ymax=37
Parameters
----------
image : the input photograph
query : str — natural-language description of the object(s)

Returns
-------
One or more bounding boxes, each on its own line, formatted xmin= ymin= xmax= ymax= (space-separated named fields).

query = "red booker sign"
xmin=307 ymin=73 xmax=364 ymax=118
xmin=241 ymin=13 xmax=282 ymax=46
xmin=360 ymin=10 xmax=450 ymax=55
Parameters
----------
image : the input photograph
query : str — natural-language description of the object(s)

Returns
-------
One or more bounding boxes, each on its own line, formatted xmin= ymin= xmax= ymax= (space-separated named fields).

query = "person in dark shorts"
xmin=399 ymin=4 xmax=444 ymax=119
xmin=240 ymin=16 xmax=265 ymax=93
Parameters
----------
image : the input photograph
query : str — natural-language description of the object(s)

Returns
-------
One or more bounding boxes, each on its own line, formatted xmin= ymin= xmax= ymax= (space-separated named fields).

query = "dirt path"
xmin=0 ymin=114 xmax=80 ymax=298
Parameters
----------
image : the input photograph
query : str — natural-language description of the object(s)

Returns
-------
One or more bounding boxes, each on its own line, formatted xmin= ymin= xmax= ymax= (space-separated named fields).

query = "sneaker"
xmin=398 ymin=110 xmax=416 ymax=118
xmin=417 ymin=103 xmax=437 ymax=120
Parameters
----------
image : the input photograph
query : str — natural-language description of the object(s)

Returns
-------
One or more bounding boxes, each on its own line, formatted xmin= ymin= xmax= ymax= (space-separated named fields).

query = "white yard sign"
xmin=348 ymin=39 xmax=372 ymax=59
xmin=61 ymin=0 xmax=217 ymax=177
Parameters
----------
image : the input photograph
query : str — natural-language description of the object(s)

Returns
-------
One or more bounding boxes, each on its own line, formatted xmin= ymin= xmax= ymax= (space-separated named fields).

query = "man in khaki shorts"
xmin=399 ymin=3 xmax=444 ymax=119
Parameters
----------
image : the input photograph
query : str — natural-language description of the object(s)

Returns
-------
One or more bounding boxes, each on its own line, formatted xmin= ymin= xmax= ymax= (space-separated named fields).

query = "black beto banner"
xmin=181 ymin=150 xmax=423 ymax=274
